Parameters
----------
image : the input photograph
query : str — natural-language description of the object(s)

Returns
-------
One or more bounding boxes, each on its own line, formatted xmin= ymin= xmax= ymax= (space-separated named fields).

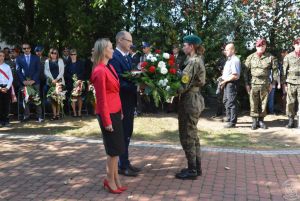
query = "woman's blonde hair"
xmin=48 ymin=48 xmax=60 ymax=59
xmin=92 ymin=38 xmax=111 ymax=68
xmin=194 ymin=44 xmax=205 ymax=55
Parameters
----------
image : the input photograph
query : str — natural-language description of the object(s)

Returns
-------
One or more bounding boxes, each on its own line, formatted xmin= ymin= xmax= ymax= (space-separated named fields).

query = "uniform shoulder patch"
xmin=181 ymin=74 xmax=190 ymax=84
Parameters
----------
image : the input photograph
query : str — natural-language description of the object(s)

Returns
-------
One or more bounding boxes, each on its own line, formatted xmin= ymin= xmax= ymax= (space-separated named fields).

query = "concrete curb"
xmin=1 ymin=133 xmax=300 ymax=155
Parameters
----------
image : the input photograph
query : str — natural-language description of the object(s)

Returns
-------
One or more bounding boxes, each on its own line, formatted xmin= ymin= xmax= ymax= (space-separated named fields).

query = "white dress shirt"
xmin=0 ymin=63 xmax=13 ymax=89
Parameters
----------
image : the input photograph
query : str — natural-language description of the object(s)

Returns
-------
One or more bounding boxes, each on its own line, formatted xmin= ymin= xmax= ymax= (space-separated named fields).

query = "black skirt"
xmin=97 ymin=112 xmax=125 ymax=156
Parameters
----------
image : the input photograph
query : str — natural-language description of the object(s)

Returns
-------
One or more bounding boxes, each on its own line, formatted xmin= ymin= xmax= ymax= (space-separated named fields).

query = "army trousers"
xmin=178 ymin=91 xmax=204 ymax=170
xmin=286 ymin=83 xmax=300 ymax=118
xmin=250 ymin=84 xmax=269 ymax=117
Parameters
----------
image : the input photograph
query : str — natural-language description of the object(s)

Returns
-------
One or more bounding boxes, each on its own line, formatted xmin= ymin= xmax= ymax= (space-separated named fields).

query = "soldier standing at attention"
xmin=282 ymin=38 xmax=300 ymax=128
xmin=175 ymin=35 xmax=206 ymax=180
xmin=244 ymin=39 xmax=279 ymax=130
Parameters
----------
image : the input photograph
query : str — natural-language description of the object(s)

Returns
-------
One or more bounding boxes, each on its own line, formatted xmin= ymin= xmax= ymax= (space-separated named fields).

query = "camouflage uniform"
xmin=282 ymin=51 xmax=300 ymax=119
xmin=178 ymin=54 xmax=206 ymax=173
xmin=244 ymin=53 xmax=278 ymax=119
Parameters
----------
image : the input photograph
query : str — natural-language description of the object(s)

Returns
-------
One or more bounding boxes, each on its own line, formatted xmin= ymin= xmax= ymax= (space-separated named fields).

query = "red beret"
xmin=293 ymin=38 xmax=300 ymax=45
xmin=256 ymin=39 xmax=266 ymax=47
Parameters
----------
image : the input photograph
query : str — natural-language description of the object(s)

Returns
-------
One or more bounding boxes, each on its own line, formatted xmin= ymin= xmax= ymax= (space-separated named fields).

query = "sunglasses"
xmin=23 ymin=47 xmax=30 ymax=50
xmin=51 ymin=52 xmax=57 ymax=54
xmin=70 ymin=53 xmax=77 ymax=55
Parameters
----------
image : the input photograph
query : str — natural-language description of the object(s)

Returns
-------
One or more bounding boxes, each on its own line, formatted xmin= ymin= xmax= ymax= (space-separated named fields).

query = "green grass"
xmin=1 ymin=113 xmax=300 ymax=149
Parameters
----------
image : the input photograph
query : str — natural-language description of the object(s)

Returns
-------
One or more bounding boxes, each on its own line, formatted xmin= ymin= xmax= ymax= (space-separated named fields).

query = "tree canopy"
xmin=0 ymin=0 xmax=299 ymax=94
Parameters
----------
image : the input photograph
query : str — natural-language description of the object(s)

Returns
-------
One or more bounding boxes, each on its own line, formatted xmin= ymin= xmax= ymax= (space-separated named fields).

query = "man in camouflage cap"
xmin=175 ymin=34 xmax=205 ymax=180
xmin=244 ymin=39 xmax=279 ymax=130
xmin=282 ymin=38 xmax=300 ymax=128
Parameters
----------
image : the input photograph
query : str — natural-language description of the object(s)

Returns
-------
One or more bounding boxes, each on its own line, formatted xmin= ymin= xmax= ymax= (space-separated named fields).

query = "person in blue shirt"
xmin=16 ymin=43 xmax=43 ymax=122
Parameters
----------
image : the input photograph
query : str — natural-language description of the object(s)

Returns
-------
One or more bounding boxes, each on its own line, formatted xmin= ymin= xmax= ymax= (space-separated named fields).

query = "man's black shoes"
xmin=175 ymin=169 xmax=198 ymax=180
xmin=128 ymin=164 xmax=141 ymax=172
xmin=118 ymin=168 xmax=138 ymax=177
xmin=286 ymin=117 xmax=295 ymax=128
xmin=224 ymin=123 xmax=235 ymax=128
xmin=118 ymin=164 xmax=141 ymax=177
xmin=179 ymin=168 xmax=202 ymax=176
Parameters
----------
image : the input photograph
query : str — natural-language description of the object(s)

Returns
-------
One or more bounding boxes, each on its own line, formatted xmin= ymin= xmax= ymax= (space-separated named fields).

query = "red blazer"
xmin=90 ymin=63 xmax=122 ymax=127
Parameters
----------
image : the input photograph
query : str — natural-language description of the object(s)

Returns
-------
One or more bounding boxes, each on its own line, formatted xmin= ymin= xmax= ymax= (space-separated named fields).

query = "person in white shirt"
xmin=220 ymin=43 xmax=241 ymax=128
xmin=0 ymin=50 xmax=13 ymax=127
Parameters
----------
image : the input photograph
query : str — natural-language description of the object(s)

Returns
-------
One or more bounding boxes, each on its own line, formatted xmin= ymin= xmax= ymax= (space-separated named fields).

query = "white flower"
xmin=158 ymin=79 xmax=168 ymax=87
xmin=164 ymin=78 xmax=168 ymax=84
xmin=156 ymin=54 xmax=160 ymax=57
xmin=163 ymin=53 xmax=170 ymax=59
xmin=150 ymin=57 xmax=157 ymax=62
xmin=166 ymin=86 xmax=170 ymax=91
xmin=146 ymin=54 xmax=154 ymax=60
xmin=160 ymin=67 xmax=168 ymax=75
xmin=158 ymin=61 xmax=166 ymax=69
xmin=158 ymin=80 xmax=164 ymax=86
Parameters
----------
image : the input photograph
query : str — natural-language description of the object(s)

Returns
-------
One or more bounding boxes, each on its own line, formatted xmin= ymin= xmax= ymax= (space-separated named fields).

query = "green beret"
xmin=183 ymin=35 xmax=202 ymax=45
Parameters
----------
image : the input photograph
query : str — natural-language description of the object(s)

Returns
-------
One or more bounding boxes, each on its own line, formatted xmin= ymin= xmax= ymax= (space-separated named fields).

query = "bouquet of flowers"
xmin=22 ymin=78 xmax=41 ymax=106
xmin=86 ymin=81 xmax=96 ymax=105
xmin=71 ymin=74 xmax=85 ymax=102
xmin=46 ymin=78 xmax=67 ymax=109
xmin=124 ymin=50 xmax=181 ymax=107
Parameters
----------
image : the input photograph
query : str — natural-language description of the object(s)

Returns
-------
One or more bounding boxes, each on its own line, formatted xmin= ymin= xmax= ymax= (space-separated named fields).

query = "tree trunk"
xmin=24 ymin=0 xmax=34 ymax=43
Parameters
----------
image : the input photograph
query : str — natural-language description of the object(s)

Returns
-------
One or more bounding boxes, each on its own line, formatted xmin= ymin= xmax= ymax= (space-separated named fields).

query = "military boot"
xmin=196 ymin=159 xmax=202 ymax=176
xmin=258 ymin=117 xmax=267 ymax=129
xmin=180 ymin=160 xmax=202 ymax=176
xmin=251 ymin=117 xmax=258 ymax=130
xmin=176 ymin=169 xmax=198 ymax=180
xmin=177 ymin=162 xmax=198 ymax=179
xmin=286 ymin=117 xmax=295 ymax=128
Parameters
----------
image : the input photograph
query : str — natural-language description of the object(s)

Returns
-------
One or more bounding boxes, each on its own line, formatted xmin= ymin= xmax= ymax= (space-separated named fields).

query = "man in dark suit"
xmin=129 ymin=45 xmax=141 ymax=70
xmin=16 ymin=43 xmax=43 ymax=122
xmin=109 ymin=31 xmax=141 ymax=177
xmin=34 ymin=45 xmax=47 ymax=102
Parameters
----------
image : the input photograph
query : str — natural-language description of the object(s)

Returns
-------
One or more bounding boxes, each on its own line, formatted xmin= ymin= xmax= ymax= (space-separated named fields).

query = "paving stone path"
xmin=0 ymin=134 xmax=300 ymax=201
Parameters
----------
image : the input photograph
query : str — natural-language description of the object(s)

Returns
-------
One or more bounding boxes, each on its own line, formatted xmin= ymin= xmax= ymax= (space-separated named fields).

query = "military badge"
xmin=181 ymin=74 xmax=190 ymax=84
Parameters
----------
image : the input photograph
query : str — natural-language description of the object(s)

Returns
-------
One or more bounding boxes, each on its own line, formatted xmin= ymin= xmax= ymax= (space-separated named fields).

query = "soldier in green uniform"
xmin=244 ymin=39 xmax=278 ymax=130
xmin=175 ymin=35 xmax=206 ymax=180
xmin=282 ymin=38 xmax=300 ymax=128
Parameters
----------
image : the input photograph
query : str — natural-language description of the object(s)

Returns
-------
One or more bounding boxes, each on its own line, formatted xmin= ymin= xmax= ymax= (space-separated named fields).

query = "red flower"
xmin=155 ymin=49 xmax=161 ymax=54
xmin=169 ymin=54 xmax=175 ymax=61
xmin=169 ymin=68 xmax=177 ymax=74
xmin=141 ymin=61 xmax=148 ymax=68
xmin=168 ymin=59 xmax=175 ymax=67
xmin=148 ymin=66 xmax=156 ymax=73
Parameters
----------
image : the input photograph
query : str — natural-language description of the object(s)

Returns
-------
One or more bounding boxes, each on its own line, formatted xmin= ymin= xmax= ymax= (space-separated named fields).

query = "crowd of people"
xmin=0 ymin=38 xmax=186 ymax=126
xmin=0 ymin=44 xmax=95 ymax=125
xmin=217 ymin=38 xmax=300 ymax=130
xmin=1 ymin=31 xmax=300 ymax=194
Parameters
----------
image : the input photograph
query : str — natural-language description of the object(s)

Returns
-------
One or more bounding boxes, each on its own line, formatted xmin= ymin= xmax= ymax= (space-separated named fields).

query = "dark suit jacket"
xmin=109 ymin=49 xmax=137 ymax=95
xmin=64 ymin=59 xmax=85 ymax=91
xmin=130 ymin=52 xmax=141 ymax=70
xmin=16 ymin=54 xmax=41 ymax=85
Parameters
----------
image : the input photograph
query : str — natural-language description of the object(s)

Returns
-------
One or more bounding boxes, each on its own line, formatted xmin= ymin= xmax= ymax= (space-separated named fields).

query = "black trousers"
xmin=223 ymin=82 xmax=238 ymax=124
xmin=0 ymin=87 xmax=10 ymax=124
xmin=119 ymin=90 xmax=137 ymax=169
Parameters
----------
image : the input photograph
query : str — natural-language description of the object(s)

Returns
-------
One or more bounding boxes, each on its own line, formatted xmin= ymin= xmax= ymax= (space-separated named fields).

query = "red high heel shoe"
xmin=117 ymin=186 xmax=128 ymax=191
xmin=103 ymin=179 xmax=122 ymax=194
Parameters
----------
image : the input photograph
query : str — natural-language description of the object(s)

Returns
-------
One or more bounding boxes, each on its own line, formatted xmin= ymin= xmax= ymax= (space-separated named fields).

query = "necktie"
xmin=124 ymin=55 xmax=128 ymax=63
xmin=26 ymin=55 xmax=30 ymax=66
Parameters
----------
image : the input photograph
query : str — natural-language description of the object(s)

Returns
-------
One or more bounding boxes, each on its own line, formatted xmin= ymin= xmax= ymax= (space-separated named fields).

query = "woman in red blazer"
xmin=90 ymin=38 xmax=126 ymax=194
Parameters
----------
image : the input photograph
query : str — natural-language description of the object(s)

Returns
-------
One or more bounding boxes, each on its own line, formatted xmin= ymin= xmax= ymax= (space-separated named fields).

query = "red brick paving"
xmin=0 ymin=138 xmax=300 ymax=201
